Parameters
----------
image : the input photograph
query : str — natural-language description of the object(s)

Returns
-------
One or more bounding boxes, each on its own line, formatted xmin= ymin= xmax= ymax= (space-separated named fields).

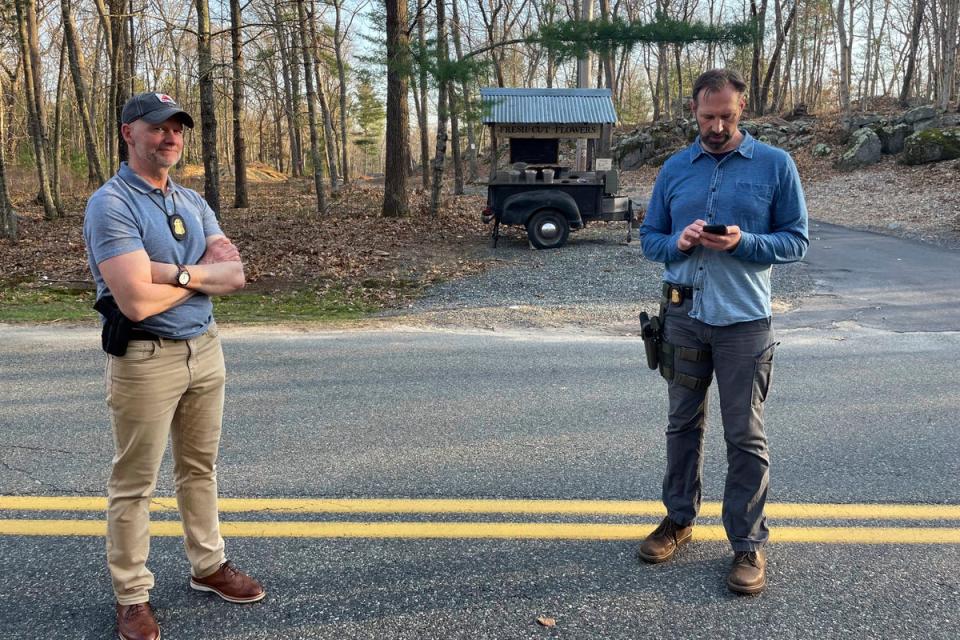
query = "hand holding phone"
xmin=702 ymin=224 xmax=728 ymax=235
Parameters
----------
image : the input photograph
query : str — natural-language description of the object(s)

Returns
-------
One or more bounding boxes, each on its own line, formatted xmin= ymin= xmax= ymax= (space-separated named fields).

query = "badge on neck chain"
xmin=169 ymin=213 xmax=187 ymax=241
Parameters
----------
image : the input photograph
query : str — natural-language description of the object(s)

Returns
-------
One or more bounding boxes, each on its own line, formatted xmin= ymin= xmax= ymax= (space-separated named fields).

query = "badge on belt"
xmin=670 ymin=288 xmax=682 ymax=304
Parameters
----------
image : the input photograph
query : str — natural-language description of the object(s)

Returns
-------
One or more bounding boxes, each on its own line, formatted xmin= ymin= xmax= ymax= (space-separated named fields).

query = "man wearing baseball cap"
xmin=83 ymin=92 xmax=264 ymax=640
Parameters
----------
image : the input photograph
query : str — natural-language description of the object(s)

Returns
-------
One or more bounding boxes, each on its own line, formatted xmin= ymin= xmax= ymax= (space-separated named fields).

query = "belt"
xmin=128 ymin=329 xmax=163 ymax=341
xmin=662 ymin=282 xmax=695 ymax=304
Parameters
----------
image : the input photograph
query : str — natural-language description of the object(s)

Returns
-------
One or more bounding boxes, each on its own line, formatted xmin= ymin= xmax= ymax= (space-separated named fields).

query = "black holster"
xmin=638 ymin=311 xmax=661 ymax=370
xmin=93 ymin=295 xmax=134 ymax=356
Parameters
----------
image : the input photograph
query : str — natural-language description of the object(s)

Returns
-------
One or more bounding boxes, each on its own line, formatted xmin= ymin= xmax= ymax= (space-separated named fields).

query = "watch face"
xmin=177 ymin=269 xmax=190 ymax=286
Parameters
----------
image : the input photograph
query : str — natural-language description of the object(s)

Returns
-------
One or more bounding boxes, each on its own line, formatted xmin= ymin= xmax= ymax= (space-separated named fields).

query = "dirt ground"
xmin=2 ymin=142 xmax=959 ymax=313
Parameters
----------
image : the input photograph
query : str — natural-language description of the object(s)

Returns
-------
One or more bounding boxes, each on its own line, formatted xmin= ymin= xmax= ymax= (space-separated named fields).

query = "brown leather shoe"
xmin=190 ymin=561 xmax=266 ymax=603
xmin=727 ymin=550 xmax=767 ymax=594
xmin=638 ymin=516 xmax=693 ymax=563
xmin=116 ymin=602 xmax=160 ymax=640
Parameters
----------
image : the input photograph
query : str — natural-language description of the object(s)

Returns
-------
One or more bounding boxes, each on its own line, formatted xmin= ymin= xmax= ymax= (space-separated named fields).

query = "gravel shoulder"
xmin=384 ymin=158 xmax=958 ymax=332
xmin=383 ymin=223 xmax=812 ymax=333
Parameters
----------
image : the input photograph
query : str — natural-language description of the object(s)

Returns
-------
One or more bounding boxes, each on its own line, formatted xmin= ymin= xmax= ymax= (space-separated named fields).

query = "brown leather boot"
xmin=638 ymin=516 xmax=693 ymax=563
xmin=727 ymin=550 xmax=767 ymax=594
xmin=116 ymin=602 xmax=160 ymax=640
xmin=190 ymin=561 xmax=266 ymax=603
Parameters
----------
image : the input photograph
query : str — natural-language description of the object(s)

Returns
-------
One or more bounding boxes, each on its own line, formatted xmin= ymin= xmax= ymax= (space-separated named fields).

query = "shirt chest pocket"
xmin=735 ymin=181 xmax=774 ymax=203
xmin=730 ymin=181 xmax=774 ymax=232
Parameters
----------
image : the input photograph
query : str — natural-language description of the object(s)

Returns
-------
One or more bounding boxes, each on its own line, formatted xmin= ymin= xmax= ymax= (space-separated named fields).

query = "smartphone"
xmin=702 ymin=224 xmax=728 ymax=235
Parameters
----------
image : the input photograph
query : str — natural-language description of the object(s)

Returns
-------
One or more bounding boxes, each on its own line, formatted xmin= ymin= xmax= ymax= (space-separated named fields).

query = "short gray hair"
xmin=691 ymin=69 xmax=747 ymax=105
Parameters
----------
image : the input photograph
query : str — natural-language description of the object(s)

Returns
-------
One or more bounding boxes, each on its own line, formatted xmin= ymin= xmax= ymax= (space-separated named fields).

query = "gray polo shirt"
xmin=83 ymin=162 xmax=224 ymax=339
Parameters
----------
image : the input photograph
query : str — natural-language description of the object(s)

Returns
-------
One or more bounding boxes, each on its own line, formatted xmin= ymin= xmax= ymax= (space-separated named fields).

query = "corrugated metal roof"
xmin=480 ymin=88 xmax=618 ymax=124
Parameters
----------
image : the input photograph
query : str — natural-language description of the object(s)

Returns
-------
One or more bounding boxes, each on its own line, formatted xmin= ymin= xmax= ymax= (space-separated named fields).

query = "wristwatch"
xmin=175 ymin=264 xmax=191 ymax=287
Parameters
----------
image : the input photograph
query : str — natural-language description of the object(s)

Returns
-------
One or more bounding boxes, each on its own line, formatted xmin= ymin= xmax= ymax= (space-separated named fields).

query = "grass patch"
xmin=214 ymin=287 xmax=379 ymax=323
xmin=0 ymin=284 xmax=381 ymax=325
xmin=0 ymin=286 xmax=97 ymax=323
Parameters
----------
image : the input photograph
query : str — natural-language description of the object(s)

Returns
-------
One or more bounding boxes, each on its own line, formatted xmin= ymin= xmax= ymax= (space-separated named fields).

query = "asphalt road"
xmin=1 ymin=222 xmax=959 ymax=639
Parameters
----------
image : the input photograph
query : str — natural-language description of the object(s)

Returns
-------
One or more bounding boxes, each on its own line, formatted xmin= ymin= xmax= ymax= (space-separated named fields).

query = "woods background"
xmin=0 ymin=0 xmax=958 ymax=239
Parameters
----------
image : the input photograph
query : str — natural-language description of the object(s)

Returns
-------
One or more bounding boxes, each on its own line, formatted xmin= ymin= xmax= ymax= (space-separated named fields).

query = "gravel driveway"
xmin=397 ymin=220 xmax=814 ymax=332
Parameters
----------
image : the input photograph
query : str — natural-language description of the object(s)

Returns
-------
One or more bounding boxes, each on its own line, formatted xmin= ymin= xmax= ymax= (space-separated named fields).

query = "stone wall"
xmin=613 ymin=105 xmax=960 ymax=171
xmin=613 ymin=117 xmax=814 ymax=170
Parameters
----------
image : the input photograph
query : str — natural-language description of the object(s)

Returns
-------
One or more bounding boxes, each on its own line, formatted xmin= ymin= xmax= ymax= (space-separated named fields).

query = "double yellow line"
xmin=2 ymin=496 xmax=959 ymax=543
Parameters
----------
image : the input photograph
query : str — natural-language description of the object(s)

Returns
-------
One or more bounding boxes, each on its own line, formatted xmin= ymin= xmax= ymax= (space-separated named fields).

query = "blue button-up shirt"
xmin=640 ymin=132 xmax=809 ymax=326
xmin=83 ymin=162 xmax=224 ymax=339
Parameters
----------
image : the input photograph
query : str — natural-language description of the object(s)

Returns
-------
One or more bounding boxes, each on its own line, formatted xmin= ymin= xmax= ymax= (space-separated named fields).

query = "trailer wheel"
xmin=526 ymin=209 xmax=570 ymax=250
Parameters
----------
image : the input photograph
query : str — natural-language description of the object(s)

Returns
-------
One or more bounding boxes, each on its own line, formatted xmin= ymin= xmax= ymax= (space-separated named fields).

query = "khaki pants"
xmin=104 ymin=324 xmax=226 ymax=605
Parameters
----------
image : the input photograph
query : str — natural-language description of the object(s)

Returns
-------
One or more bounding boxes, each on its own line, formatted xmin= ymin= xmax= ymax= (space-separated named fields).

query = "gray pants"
xmin=661 ymin=299 xmax=777 ymax=552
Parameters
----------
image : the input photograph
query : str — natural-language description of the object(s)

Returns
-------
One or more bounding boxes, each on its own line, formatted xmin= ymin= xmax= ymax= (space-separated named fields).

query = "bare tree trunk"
xmin=269 ymin=2 xmax=302 ymax=177
xmin=450 ymin=0 xmax=478 ymax=182
xmin=673 ymin=45 xmax=683 ymax=107
xmin=229 ymin=0 xmax=248 ymax=208
xmin=14 ymin=0 xmax=58 ymax=220
xmin=773 ymin=11 xmax=797 ymax=112
xmin=93 ymin=0 xmax=116 ymax=173
xmin=599 ymin=0 xmax=616 ymax=90
xmin=0 ymin=75 xmax=16 ymax=241
xmin=760 ymin=1 xmax=798 ymax=111
xmin=295 ymin=0 xmax=327 ymax=213
xmin=449 ymin=83 xmax=464 ymax=195
xmin=749 ymin=0 xmax=768 ymax=114
xmin=658 ymin=43 xmax=670 ymax=117
xmin=266 ymin=55 xmax=285 ymax=173
xmin=109 ymin=0 xmax=130 ymax=164
xmin=333 ymin=0 xmax=350 ymax=184
xmin=832 ymin=0 xmax=852 ymax=113
xmin=899 ymin=0 xmax=926 ymax=106
xmin=196 ymin=0 xmax=221 ymax=215
xmin=383 ymin=0 xmax=410 ymax=217
xmin=306 ymin=3 xmax=340 ymax=190
xmin=871 ymin=0 xmax=890 ymax=98
xmin=62 ymin=0 xmax=105 ymax=186
xmin=289 ymin=29 xmax=305 ymax=177
xmin=429 ymin=0 xmax=450 ymax=217
xmin=938 ymin=0 xmax=959 ymax=110
xmin=318 ymin=88 xmax=339 ymax=189
xmin=417 ymin=9 xmax=430 ymax=189
xmin=52 ymin=40 xmax=67 ymax=211
xmin=646 ymin=46 xmax=662 ymax=121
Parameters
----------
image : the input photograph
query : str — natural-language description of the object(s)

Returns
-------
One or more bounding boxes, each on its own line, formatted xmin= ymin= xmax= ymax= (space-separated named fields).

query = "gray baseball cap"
xmin=121 ymin=92 xmax=195 ymax=128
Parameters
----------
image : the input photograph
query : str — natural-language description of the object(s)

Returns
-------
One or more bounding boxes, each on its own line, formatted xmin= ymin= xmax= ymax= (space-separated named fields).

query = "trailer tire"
xmin=527 ymin=209 xmax=570 ymax=249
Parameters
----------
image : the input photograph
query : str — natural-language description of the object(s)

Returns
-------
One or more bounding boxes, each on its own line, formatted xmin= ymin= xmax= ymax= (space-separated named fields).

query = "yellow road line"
xmin=1 ymin=496 xmax=959 ymax=521
xmin=2 ymin=519 xmax=960 ymax=543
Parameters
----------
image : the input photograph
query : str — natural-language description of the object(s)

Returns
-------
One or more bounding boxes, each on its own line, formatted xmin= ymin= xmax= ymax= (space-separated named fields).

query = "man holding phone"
xmin=637 ymin=69 xmax=808 ymax=594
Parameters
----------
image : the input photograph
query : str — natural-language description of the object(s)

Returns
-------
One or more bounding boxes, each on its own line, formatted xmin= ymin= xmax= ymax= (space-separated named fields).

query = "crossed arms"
xmin=98 ymin=235 xmax=245 ymax=322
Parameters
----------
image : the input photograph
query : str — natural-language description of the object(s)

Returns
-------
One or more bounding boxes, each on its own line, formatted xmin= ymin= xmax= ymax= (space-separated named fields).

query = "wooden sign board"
xmin=493 ymin=123 xmax=602 ymax=139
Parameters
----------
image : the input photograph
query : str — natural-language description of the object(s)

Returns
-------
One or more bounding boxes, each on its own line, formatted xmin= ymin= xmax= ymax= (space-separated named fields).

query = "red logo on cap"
xmin=156 ymin=93 xmax=176 ymax=104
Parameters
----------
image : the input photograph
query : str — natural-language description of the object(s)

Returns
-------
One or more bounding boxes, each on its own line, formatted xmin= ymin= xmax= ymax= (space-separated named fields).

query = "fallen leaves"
xmin=0 ymin=178 xmax=492 ymax=310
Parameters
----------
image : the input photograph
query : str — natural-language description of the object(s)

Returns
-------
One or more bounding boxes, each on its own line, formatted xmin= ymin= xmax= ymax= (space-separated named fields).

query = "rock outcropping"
xmin=900 ymin=127 xmax=960 ymax=165
xmin=613 ymin=105 xmax=960 ymax=171
xmin=837 ymin=106 xmax=960 ymax=169
xmin=614 ymin=117 xmax=814 ymax=170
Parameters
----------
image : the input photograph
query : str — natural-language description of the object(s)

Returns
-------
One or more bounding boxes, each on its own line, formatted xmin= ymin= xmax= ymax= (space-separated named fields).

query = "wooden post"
xmin=488 ymin=127 xmax=498 ymax=182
